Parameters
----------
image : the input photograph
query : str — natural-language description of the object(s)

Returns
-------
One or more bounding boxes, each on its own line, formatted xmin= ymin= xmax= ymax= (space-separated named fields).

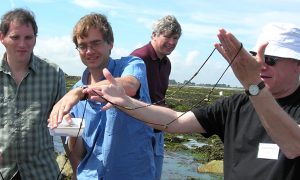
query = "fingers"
xmin=85 ymin=88 xmax=114 ymax=110
xmin=63 ymin=114 xmax=73 ymax=123
xmin=48 ymin=101 xmax=73 ymax=128
xmin=103 ymin=68 xmax=117 ymax=85
xmin=48 ymin=103 xmax=60 ymax=128
xmin=215 ymin=29 xmax=234 ymax=62
xmin=84 ymin=88 xmax=105 ymax=101
xmin=216 ymin=29 xmax=243 ymax=60
xmin=257 ymin=42 xmax=269 ymax=64
xmin=101 ymin=102 xmax=113 ymax=111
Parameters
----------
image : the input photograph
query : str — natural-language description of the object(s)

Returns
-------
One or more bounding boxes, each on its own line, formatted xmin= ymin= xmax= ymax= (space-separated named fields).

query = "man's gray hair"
xmin=152 ymin=15 xmax=182 ymax=37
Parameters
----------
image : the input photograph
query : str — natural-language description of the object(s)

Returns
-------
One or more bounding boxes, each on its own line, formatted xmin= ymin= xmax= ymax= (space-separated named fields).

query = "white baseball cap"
xmin=250 ymin=22 xmax=300 ymax=60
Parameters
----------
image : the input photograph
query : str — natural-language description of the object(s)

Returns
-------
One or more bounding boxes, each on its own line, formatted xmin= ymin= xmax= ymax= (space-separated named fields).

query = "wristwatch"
xmin=80 ymin=85 xmax=88 ymax=89
xmin=79 ymin=85 xmax=88 ymax=100
xmin=245 ymin=81 xmax=265 ymax=96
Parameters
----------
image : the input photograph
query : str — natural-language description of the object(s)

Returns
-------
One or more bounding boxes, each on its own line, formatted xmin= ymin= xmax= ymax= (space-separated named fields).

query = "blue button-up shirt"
xmin=71 ymin=56 xmax=155 ymax=180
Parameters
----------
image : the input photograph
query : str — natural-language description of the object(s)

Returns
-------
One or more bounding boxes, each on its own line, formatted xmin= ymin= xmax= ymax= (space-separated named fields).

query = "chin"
xmin=163 ymin=51 xmax=172 ymax=56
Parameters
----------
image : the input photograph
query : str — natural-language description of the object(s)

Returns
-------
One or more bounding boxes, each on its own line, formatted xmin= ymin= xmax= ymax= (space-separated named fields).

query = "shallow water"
xmin=53 ymin=137 xmax=223 ymax=179
xmin=162 ymin=151 xmax=223 ymax=180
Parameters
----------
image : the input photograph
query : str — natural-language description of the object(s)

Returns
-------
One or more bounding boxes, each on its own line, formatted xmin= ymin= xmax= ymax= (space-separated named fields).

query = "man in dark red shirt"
xmin=130 ymin=15 xmax=182 ymax=179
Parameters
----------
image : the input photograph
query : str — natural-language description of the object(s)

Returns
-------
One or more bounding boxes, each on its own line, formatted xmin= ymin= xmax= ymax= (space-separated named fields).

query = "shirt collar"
xmin=0 ymin=53 xmax=36 ymax=74
xmin=147 ymin=42 xmax=168 ymax=63
xmin=81 ymin=57 xmax=115 ymax=84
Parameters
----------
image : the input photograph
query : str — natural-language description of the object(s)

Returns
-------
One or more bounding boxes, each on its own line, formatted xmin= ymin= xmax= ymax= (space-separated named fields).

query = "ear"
xmin=295 ymin=61 xmax=300 ymax=73
xmin=32 ymin=36 xmax=37 ymax=46
xmin=109 ymin=42 xmax=114 ymax=49
xmin=0 ymin=32 xmax=4 ymax=42
xmin=151 ymin=32 xmax=156 ymax=39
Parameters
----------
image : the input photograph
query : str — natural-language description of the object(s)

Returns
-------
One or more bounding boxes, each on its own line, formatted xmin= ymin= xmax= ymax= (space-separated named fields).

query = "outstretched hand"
xmin=84 ymin=68 xmax=129 ymax=110
xmin=214 ymin=28 xmax=268 ymax=87
xmin=48 ymin=88 xmax=84 ymax=128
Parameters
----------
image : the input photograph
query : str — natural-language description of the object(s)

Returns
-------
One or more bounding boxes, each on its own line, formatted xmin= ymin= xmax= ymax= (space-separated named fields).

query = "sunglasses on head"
xmin=249 ymin=51 xmax=279 ymax=66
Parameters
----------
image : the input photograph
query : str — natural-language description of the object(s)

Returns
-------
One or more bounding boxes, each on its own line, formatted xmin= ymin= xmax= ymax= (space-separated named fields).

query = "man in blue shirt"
xmin=49 ymin=13 xmax=155 ymax=179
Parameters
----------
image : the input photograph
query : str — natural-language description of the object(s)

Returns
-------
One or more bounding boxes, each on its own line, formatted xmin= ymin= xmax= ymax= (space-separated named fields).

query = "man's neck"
xmin=150 ymin=41 xmax=164 ymax=59
xmin=5 ymin=54 xmax=30 ymax=85
xmin=272 ymin=82 xmax=300 ymax=99
xmin=88 ymin=69 xmax=104 ymax=84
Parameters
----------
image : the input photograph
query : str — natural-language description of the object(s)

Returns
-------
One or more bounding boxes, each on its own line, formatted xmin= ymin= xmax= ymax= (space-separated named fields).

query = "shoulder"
xmin=130 ymin=43 xmax=151 ymax=58
xmin=109 ymin=56 xmax=146 ymax=77
xmin=192 ymin=92 xmax=248 ymax=114
xmin=32 ymin=55 xmax=63 ymax=72
xmin=118 ymin=56 xmax=145 ymax=65
xmin=215 ymin=92 xmax=248 ymax=107
xmin=131 ymin=43 xmax=149 ymax=54
xmin=31 ymin=55 xmax=65 ymax=81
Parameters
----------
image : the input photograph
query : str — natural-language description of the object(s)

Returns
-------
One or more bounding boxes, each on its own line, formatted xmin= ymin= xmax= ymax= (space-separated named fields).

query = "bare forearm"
xmin=250 ymin=89 xmax=300 ymax=158
xmin=118 ymin=96 xmax=204 ymax=133
xmin=116 ymin=76 xmax=140 ymax=97
xmin=67 ymin=137 xmax=86 ymax=173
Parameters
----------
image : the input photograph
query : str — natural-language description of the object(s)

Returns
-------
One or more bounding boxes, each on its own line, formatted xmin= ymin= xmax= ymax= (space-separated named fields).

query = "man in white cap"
xmin=79 ymin=22 xmax=300 ymax=180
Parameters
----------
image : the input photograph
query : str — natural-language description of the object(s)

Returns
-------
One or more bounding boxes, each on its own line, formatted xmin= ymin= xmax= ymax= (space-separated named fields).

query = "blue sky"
xmin=1 ymin=0 xmax=300 ymax=87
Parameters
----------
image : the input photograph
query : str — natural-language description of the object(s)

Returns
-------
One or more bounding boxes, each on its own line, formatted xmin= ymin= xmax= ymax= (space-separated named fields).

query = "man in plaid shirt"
xmin=0 ymin=8 xmax=66 ymax=179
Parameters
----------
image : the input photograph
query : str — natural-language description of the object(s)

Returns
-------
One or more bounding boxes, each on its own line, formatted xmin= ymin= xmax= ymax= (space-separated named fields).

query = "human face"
xmin=0 ymin=20 xmax=36 ymax=65
xmin=151 ymin=32 xmax=180 ymax=59
xmin=260 ymin=57 xmax=300 ymax=98
xmin=76 ymin=27 xmax=113 ymax=71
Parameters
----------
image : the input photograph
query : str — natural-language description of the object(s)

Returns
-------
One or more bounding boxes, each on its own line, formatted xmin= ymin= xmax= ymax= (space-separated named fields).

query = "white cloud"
xmin=9 ymin=0 xmax=15 ymax=8
xmin=0 ymin=46 xmax=5 ymax=56
xmin=22 ymin=0 xmax=54 ymax=3
xmin=136 ymin=17 xmax=155 ymax=30
xmin=35 ymin=36 xmax=85 ymax=76
xmin=71 ymin=0 xmax=132 ymax=11
xmin=72 ymin=0 xmax=105 ymax=9
xmin=182 ymin=23 xmax=218 ymax=40
xmin=167 ymin=47 xmax=241 ymax=87
xmin=185 ymin=50 xmax=200 ymax=66
xmin=111 ymin=46 xmax=130 ymax=58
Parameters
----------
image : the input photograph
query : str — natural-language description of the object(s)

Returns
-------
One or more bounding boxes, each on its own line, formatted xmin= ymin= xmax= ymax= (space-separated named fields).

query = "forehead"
xmin=158 ymin=31 xmax=180 ymax=38
xmin=274 ymin=58 xmax=300 ymax=69
xmin=278 ymin=57 xmax=299 ymax=61
xmin=77 ymin=27 xmax=104 ymax=42
xmin=7 ymin=20 xmax=34 ymax=35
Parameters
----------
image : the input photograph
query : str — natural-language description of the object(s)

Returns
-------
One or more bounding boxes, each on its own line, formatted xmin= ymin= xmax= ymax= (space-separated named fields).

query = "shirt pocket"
xmin=0 ymin=97 xmax=11 ymax=128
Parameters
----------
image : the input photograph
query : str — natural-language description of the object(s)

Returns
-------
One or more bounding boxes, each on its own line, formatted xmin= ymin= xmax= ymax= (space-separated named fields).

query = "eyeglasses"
xmin=76 ymin=40 xmax=105 ymax=53
xmin=264 ymin=55 xmax=279 ymax=66
xmin=249 ymin=51 xmax=279 ymax=66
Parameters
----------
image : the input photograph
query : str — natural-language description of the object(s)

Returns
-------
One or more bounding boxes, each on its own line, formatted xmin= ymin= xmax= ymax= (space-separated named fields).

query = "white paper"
xmin=257 ymin=143 xmax=279 ymax=160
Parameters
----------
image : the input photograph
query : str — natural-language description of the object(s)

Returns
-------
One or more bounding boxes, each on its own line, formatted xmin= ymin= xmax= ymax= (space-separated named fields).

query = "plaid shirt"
xmin=0 ymin=54 xmax=66 ymax=179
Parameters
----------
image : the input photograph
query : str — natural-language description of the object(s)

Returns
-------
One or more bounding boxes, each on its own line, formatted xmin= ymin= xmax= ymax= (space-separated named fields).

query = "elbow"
xmin=126 ymin=89 xmax=137 ymax=97
xmin=282 ymin=146 xmax=300 ymax=159
xmin=284 ymin=151 xmax=300 ymax=159
xmin=124 ymin=84 xmax=140 ymax=97
xmin=126 ymin=88 xmax=138 ymax=97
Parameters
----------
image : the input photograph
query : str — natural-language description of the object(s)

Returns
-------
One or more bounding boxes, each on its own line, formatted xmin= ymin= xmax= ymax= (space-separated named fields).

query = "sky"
xmin=1 ymin=0 xmax=300 ymax=87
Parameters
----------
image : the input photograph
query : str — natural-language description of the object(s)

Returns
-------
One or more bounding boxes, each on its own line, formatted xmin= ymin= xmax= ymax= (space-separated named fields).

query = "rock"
xmin=197 ymin=160 xmax=223 ymax=174
xmin=56 ymin=154 xmax=73 ymax=178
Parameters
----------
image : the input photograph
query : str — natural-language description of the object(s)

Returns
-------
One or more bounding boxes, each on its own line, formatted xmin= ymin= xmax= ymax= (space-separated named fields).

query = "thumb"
xmin=257 ymin=42 xmax=269 ymax=64
xmin=103 ymin=68 xmax=117 ymax=85
xmin=101 ymin=102 xmax=114 ymax=111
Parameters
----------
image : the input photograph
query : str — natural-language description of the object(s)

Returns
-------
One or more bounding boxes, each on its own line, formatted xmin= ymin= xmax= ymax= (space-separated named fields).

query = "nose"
xmin=18 ymin=38 xmax=26 ymax=47
xmin=261 ymin=62 xmax=269 ymax=71
xmin=168 ymin=38 xmax=178 ymax=45
xmin=86 ymin=45 xmax=95 ymax=53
